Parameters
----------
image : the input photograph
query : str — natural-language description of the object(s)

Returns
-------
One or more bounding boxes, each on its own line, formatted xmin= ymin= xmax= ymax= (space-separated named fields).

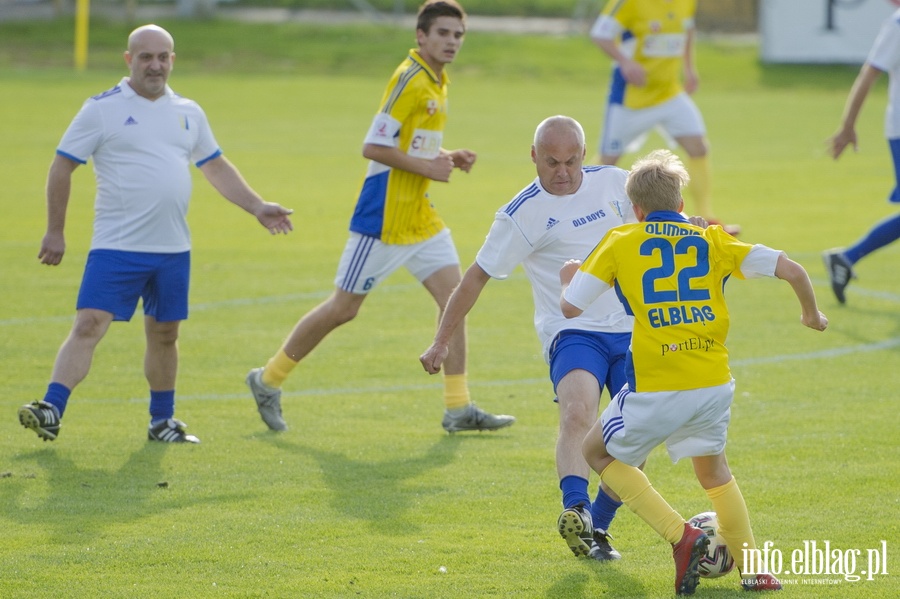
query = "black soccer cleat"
xmin=148 ymin=418 xmax=200 ymax=443
xmin=822 ymin=249 xmax=856 ymax=304
xmin=18 ymin=400 xmax=61 ymax=441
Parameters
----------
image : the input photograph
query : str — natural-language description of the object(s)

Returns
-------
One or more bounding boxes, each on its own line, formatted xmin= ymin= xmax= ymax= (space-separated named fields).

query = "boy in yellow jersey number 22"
xmin=560 ymin=150 xmax=827 ymax=595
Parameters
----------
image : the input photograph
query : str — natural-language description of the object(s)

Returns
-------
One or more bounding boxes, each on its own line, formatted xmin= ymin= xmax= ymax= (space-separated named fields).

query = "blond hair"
xmin=625 ymin=150 xmax=690 ymax=214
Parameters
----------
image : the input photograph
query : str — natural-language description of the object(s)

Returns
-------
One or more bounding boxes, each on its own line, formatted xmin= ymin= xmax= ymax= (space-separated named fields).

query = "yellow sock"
xmin=705 ymin=476 xmax=756 ymax=575
xmin=686 ymin=155 xmax=713 ymax=218
xmin=261 ymin=349 xmax=298 ymax=388
xmin=443 ymin=373 xmax=470 ymax=410
xmin=601 ymin=460 xmax=685 ymax=544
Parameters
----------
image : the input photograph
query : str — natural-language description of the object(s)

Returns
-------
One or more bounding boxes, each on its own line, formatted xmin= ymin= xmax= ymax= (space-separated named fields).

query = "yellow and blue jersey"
xmin=351 ymin=50 xmax=449 ymax=245
xmin=599 ymin=0 xmax=696 ymax=109
xmin=573 ymin=211 xmax=754 ymax=392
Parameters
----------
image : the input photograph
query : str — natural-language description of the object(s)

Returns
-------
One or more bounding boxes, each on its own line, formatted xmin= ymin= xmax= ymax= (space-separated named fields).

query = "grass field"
xmin=1 ymin=19 xmax=898 ymax=598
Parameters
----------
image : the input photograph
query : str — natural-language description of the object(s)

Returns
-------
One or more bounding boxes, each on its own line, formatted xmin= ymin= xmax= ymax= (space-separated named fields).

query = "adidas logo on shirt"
xmin=124 ymin=116 xmax=138 ymax=126
xmin=546 ymin=217 xmax=559 ymax=230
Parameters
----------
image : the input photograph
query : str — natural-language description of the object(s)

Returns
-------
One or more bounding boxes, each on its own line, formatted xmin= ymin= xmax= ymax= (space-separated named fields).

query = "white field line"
xmin=4 ymin=276 xmax=899 ymax=326
xmin=4 ymin=277 xmax=898 ymax=404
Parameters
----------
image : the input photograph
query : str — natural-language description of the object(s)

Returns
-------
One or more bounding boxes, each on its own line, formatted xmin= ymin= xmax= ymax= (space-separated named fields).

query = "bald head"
xmin=128 ymin=24 xmax=174 ymax=53
xmin=124 ymin=24 xmax=175 ymax=100
xmin=531 ymin=116 xmax=586 ymax=196
xmin=533 ymin=116 xmax=585 ymax=150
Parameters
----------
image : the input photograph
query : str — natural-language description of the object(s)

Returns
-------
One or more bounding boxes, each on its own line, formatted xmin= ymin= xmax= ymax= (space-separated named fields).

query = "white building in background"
xmin=761 ymin=0 xmax=898 ymax=63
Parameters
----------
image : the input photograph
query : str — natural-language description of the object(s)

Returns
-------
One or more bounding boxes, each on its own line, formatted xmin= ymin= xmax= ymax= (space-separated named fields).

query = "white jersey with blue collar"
xmin=869 ymin=8 xmax=900 ymax=138
xmin=57 ymin=77 xmax=221 ymax=253
xmin=475 ymin=165 xmax=636 ymax=362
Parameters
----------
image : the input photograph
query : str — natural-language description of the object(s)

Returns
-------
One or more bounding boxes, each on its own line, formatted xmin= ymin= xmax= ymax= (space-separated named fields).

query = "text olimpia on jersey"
xmin=566 ymin=212 xmax=781 ymax=392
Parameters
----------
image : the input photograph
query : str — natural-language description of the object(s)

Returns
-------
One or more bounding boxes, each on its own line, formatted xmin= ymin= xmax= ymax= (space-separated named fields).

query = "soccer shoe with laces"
xmin=441 ymin=403 xmax=515 ymax=433
xmin=741 ymin=573 xmax=783 ymax=591
xmin=557 ymin=505 xmax=594 ymax=557
xmin=148 ymin=418 xmax=200 ymax=443
xmin=672 ymin=523 xmax=709 ymax=595
xmin=589 ymin=528 xmax=622 ymax=561
xmin=246 ymin=367 xmax=287 ymax=431
xmin=18 ymin=400 xmax=61 ymax=441
xmin=822 ymin=249 xmax=856 ymax=304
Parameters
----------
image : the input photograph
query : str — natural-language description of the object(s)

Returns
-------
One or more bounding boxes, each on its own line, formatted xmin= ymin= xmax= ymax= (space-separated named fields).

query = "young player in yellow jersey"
xmin=560 ymin=150 xmax=827 ymax=594
xmin=245 ymin=0 xmax=514 ymax=434
xmin=590 ymin=0 xmax=740 ymax=236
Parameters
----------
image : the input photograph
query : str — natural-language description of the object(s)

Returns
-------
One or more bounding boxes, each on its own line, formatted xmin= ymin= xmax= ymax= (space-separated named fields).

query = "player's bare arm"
xmin=254 ymin=203 xmax=295 ymax=234
xmin=40 ymin=154 xmax=80 ymax=266
xmin=619 ymin=58 xmax=647 ymax=87
xmin=364 ymin=143 xmax=455 ymax=182
xmin=446 ymin=148 xmax=477 ymax=172
xmin=559 ymin=259 xmax=581 ymax=287
xmin=420 ymin=262 xmax=490 ymax=374
xmin=773 ymin=254 xmax=828 ymax=332
xmin=594 ymin=37 xmax=646 ymax=87
xmin=558 ymin=260 xmax=584 ymax=319
xmin=687 ymin=215 xmax=709 ymax=228
xmin=829 ymin=64 xmax=881 ymax=159
xmin=199 ymin=155 xmax=293 ymax=234
xmin=683 ymin=28 xmax=699 ymax=94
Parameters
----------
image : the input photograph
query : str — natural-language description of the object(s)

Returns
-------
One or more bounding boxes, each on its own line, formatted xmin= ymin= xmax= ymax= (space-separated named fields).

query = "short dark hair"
xmin=417 ymin=0 xmax=466 ymax=33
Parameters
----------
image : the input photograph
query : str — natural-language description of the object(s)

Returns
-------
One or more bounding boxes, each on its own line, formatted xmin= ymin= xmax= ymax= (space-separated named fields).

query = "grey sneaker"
xmin=246 ymin=367 xmax=287 ymax=431
xmin=18 ymin=400 xmax=61 ymax=442
xmin=589 ymin=529 xmax=622 ymax=561
xmin=822 ymin=249 xmax=856 ymax=304
xmin=558 ymin=505 xmax=594 ymax=558
xmin=148 ymin=418 xmax=200 ymax=443
xmin=441 ymin=403 xmax=515 ymax=433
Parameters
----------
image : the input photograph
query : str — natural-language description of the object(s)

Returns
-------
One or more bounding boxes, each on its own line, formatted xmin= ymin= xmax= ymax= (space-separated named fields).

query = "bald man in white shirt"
xmin=18 ymin=24 xmax=294 ymax=444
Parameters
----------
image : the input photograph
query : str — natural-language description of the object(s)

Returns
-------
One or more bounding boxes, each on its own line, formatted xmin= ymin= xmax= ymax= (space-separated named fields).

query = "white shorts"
xmin=600 ymin=380 xmax=734 ymax=467
xmin=334 ymin=228 xmax=459 ymax=294
xmin=600 ymin=92 xmax=706 ymax=157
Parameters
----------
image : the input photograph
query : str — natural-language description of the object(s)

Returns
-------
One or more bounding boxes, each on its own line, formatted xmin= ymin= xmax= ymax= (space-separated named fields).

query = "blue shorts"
xmin=548 ymin=329 xmax=631 ymax=399
xmin=77 ymin=250 xmax=190 ymax=322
